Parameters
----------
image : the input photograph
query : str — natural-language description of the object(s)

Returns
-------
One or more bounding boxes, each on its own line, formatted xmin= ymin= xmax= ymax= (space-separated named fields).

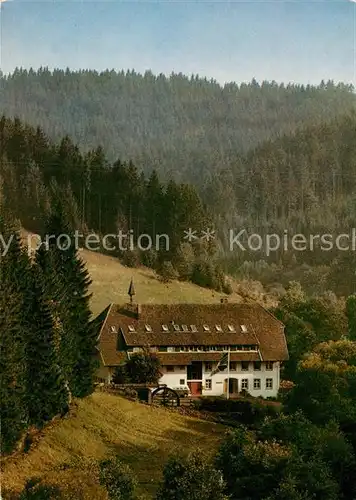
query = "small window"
xmin=145 ymin=324 xmax=152 ymax=332
xmin=254 ymin=361 xmax=261 ymax=371
xmin=205 ymin=379 xmax=212 ymax=390
xmin=190 ymin=325 xmax=197 ymax=332
xmin=205 ymin=362 xmax=213 ymax=372
xmin=241 ymin=378 xmax=249 ymax=390
xmin=216 ymin=325 xmax=222 ymax=332
xmin=203 ymin=325 xmax=210 ymax=331
xmin=133 ymin=347 xmax=141 ymax=352
xmin=173 ymin=324 xmax=180 ymax=331
xmin=266 ymin=361 xmax=274 ymax=371
xmin=179 ymin=365 xmax=185 ymax=370
xmin=241 ymin=324 xmax=248 ymax=333
xmin=158 ymin=346 xmax=167 ymax=352
xmin=128 ymin=325 xmax=135 ymax=332
xmin=266 ymin=378 xmax=273 ymax=390
xmin=166 ymin=366 xmax=174 ymax=372
xmin=110 ymin=326 xmax=117 ymax=333
xmin=229 ymin=362 xmax=237 ymax=371
xmin=228 ymin=325 xmax=235 ymax=332
xmin=179 ymin=379 xmax=185 ymax=385
xmin=241 ymin=361 xmax=249 ymax=371
xmin=162 ymin=324 xmax=169 ymax=332
xmin=167 ymin=347 xmax=174 ymax=352
xmin=254 ymin=378 xmax=261 ymax=390
xmin=174 ymin=347 xmax=180 ymax=352
xmin=182 ymin=325 xmax=189 ymax=332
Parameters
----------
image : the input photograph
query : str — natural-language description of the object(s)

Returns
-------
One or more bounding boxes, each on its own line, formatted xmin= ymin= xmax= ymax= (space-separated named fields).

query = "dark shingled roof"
xmin=156 ymin=352 xmax=261 ymax=365
xmin=95 ymin=302 xmax=288 ymax=366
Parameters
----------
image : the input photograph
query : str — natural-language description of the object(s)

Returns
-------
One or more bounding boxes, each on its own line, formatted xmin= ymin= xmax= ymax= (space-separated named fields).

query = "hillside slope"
xmin=81 ymin=247 xmax=246 ymax=316
xmin=2 ymin=393 xmax=226 ymax=499
xmin=22 ymin=230 xmax=276 ymax=316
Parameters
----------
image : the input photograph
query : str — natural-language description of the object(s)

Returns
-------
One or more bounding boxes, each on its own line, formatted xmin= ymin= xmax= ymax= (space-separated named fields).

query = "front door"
xmin=229 ymin=378 xmax=238 ymax=394
xmin=224 ymin=378 xmax=238 ymax=395
xmin=188 ymin=381 xmax=202 ymax=395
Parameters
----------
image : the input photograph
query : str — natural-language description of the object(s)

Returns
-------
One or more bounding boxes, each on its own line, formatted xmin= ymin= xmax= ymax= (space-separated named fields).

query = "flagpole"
xmin=226 ymin=349 xmax=230 ymax=400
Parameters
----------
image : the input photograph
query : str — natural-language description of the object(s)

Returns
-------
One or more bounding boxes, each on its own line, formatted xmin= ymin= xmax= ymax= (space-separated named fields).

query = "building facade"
xmin=94 ymin=295 xmax=288 ymax=398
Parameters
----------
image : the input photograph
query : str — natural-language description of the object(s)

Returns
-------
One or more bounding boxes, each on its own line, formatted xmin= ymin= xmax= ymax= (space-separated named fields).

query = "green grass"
xmin=80 ymin=248 xmax=245 ymax=316
xmin=2 ymin=392 xmax=226 ymax=499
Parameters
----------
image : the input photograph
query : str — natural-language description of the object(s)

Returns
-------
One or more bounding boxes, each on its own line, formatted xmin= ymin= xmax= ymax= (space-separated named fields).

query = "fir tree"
xmin=25 ymin=265 xmax=69 ymax=427
xmin=36 ymin=205 xmax=97 ymax=397
xmin=0 ymin=211 xmax=28 ymax=452
xmin=0 ymin=280 xmax=27 ymax=453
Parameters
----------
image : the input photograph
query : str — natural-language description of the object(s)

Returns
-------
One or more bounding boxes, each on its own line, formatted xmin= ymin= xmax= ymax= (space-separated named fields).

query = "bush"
xmin=157 ymin=261 xmax=178 ymax=283
xmin=191 ymin=260 xmax=216 ymax=288
xmin=122 ymin=250 xmax=140 ymax=268
xmin=195 ymin=397 xmax=279 ymax=425
xmin=123 ymin=387 xmax=138 ymax=400
xmin=156 ymin=452 xmax=228 ymax=500
xmin=125 ymin=349 xmax=162 ymax=384
xmin=222 ymin=281 xmax=233 ymax=295
xmin=98 ymin=456 xmax=137 ymax=500
xmin=19 ymin=479 xmax=62 ymax=499
xmin=112 ymin=365 xmax=129 ymax=384
xmin=141 ymin=248 xmax=158 ymax=269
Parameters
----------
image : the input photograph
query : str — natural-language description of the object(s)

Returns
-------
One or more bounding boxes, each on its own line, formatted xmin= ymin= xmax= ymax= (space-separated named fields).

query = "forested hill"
xmin=207 ymin=111 xmax=356 ymax=236
xmin=0 ymin=68 xmax=355 ymax=183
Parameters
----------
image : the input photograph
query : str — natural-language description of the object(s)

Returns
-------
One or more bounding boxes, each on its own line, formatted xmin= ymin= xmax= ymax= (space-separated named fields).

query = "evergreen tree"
xmin=0 ymin=279 xmax=27 ymax=453
xmin=346 ymin=295 xmax=356 ymax=341
xmin=36 ymin=205 xmax=97 ymax=397
xmin=25 ymin=265 xmax=69 ymax=427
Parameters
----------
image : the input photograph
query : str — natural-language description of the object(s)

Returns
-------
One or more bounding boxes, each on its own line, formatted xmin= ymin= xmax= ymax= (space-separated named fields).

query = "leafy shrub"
xmin=156 ymin=452 xmax=228 ymax=500
xmin=98 ymin=456 xmax=137 ymax=500
xmin=19 ymin=479 xmax=62 ymax=499
xmin=195 ymin=397 xmax=279 ymax=425
xmin=123 ymin=387 xmax=138 ymax=400
xmin=157 ymin=261 xmax=178 ymax=283
xmin=125 ymin=349 xmax=162 ymax=384
xmin=112 ymin=365 xmax=129 ymax=384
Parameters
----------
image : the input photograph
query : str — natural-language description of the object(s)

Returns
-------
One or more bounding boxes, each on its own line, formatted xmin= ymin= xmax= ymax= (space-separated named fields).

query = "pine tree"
xmin=0 ymin=211 xmax=69 ymax=430
xmin=25 ymin=265 xmax=69 ymax=427
xmin=0 ymin=211 xmax=28 ymax=451
xmin=0 ymin=280 xmax=27 ymax=453
xmin=36 ymin=205 xmax=97 ymax=397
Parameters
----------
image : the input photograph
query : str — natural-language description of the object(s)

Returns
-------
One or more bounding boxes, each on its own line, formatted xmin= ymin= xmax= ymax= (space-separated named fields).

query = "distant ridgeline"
xmin=0 ymin=69 xmax=355 ymax=184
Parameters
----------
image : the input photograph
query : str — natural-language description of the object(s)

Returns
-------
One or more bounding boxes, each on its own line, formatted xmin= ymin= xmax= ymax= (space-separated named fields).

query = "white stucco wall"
xmin=159 ymin=366 xmax=188 ymax=389
xmin=96 ymin=360 xmax=281 ymax=398
xmin=158 ymin=361 xmax=280 ymax=398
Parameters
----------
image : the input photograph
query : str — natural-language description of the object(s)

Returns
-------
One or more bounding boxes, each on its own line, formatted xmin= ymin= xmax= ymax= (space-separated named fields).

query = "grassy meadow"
xmin=2 ymin=393 xmax=226 ymax=499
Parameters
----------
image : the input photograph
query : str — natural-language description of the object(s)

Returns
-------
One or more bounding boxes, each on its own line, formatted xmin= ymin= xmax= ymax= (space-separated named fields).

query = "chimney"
xmin=136 ymin=304 xmax=141 ymax=319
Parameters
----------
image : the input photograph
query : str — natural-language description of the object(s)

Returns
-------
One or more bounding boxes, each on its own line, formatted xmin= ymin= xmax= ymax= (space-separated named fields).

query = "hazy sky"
xmin=0 ymin=0 xmax=355 ymax=86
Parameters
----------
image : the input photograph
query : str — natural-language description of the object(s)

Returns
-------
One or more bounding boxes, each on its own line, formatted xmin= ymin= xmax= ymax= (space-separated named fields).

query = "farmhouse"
xmin=94 ymin=283 xmax=288 ymax=398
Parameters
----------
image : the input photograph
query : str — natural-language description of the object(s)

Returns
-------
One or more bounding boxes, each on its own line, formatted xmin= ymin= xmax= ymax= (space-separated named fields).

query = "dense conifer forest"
xmin=1 ymin=69 xmax=356 ymax=294
xmin=1 ymin=69 xmax=355 ymax=184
